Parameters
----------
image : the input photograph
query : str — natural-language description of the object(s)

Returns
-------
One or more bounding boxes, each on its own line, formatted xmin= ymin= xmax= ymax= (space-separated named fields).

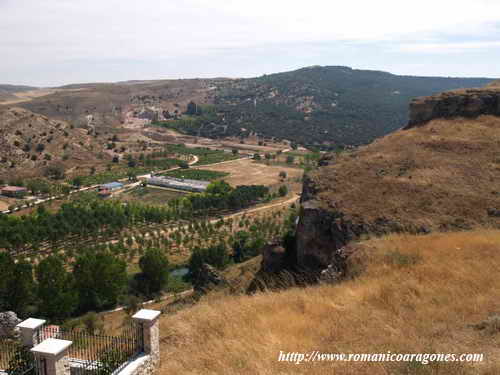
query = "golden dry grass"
xmin=158 ymin=229 xmax=500 ymax=374
xmin=309 ymin=116 xmax=500 ymax=231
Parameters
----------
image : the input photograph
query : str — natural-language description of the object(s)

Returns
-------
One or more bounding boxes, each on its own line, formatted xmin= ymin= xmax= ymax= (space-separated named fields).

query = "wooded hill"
xmin=208 ymin=66 xmax=494 ymax=147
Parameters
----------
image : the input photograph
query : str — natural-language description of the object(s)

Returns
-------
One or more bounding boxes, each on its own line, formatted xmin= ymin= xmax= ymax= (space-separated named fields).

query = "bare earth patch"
xmin=196 ymin=158 xmax=303 ymax=188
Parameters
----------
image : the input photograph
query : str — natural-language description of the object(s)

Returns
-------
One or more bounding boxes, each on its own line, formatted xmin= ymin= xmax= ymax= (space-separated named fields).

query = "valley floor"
xmin=157 ymin=229 xmax=500 ymax=374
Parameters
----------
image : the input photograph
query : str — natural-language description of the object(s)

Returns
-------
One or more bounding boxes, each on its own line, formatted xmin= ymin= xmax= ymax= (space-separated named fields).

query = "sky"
xmin=1 ymin=0 xmax=500 ymax=86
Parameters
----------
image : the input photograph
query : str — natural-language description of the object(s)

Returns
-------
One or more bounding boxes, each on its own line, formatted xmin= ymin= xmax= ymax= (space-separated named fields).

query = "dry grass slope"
xmin=308 ymin=115 xmax=500 ymax=231
xmin=0 ymin=107 xmax=104 ymax=179
xmin=159 ymin=229 xmax=500 ymax=374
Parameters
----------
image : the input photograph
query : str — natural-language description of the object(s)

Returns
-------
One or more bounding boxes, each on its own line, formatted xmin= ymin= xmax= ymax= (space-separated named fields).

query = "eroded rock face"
xmin=295 ymin=198 xmax=357 ymax=271
xmin=406 ymin=89 xmax=500 ymax=129
xmin=261 ymin=240 xmax=287 ymax=273
xmin=193 ymin=263 xmax=228 ymax=292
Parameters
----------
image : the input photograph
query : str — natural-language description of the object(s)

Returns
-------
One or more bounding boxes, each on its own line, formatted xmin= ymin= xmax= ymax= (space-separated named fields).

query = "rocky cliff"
xmin=278 ymin=109 xmax=500 ymax=276
xmin=406 ymin=88 xmax=500 ymax=128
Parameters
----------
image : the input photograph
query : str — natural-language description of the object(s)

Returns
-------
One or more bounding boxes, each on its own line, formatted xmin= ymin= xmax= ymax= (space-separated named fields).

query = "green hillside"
xmin=201 ymin=66 xmax=494 ymax=147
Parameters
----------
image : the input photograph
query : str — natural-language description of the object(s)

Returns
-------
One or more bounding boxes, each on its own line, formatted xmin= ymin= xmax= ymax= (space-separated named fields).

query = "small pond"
xmin=170 ymin=267 xmax=189 ymax=278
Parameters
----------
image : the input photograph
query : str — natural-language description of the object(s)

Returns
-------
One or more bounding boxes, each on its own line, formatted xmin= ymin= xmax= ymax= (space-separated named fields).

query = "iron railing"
xmin=37 ymin=322 xmax=142 ymax=373
xmin=0 ymin=338 xmax=18 ymax=370
xmin=0 ymin=339 xmax=39 ymax=375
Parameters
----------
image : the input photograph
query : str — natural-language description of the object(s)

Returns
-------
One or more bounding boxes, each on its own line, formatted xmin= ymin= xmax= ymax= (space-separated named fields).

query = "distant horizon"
xmin=2 ymin=65 xmax=498 ymax=88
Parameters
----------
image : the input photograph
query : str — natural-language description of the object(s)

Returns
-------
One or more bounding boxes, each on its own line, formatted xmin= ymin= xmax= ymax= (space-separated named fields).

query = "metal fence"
xmin=0 ymin=338 xmax=18 ymax=370
xmin=0 ymin=339 xmax=40 ymax=375
xmin=37 ymin=322 xmax=143 ymax=373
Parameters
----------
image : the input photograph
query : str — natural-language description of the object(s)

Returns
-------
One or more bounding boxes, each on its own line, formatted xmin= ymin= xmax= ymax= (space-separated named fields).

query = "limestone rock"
xmin=405 ymin=88 xmax=500 ymax=129
xmin=194 ymin=263 xmax=228 ymax=292
xmin=0 ymin=311 xmax=21 ymax=338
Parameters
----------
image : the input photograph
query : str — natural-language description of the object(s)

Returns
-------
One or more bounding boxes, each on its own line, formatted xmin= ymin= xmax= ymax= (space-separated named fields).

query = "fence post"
xmin=132 ymin=309 xmax=161 ymax=364
xmin=31 ymin=338 xmax=72 ymax=375
xmin=17 ymin=318 xmax=46 ymax=347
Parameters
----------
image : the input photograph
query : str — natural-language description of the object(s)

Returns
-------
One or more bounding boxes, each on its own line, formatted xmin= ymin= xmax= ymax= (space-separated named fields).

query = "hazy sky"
xmin=2 ymin=0 xmax=500 ymax=86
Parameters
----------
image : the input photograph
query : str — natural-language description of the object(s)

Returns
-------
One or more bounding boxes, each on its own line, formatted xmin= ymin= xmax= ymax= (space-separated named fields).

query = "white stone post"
xmin=31 ymin=338 xmax=72 ymax=375
xmin=132 ymin=309 xmax=161 ymax=365
xmin=17 ymin=318 xmax=46 ymax=347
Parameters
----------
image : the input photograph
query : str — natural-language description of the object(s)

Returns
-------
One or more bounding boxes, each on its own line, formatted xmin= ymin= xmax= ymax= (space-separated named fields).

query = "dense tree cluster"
xmin=0 ymin=250 xmax=129 ymax=320
xmin=176 ymin=181 xmax=269 ymax=213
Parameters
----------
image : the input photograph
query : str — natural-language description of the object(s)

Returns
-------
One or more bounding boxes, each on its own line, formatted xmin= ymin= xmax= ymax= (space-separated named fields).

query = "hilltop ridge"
xmin=1 ymin=66 xmax=495 ymax=148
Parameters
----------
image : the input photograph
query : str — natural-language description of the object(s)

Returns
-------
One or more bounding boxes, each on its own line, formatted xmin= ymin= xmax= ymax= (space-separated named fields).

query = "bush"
xmin=44 ymin=163 xmax=66 ymax=180
xmin=384 ymin=251 xmax=422 ymax=267
xmin=278 ymin=185 xmax=288 ymax=197
xmin=81 ymin=311 xmax=104 ymax=335
xmin=178 ymin=161 xmax=189 ymax=169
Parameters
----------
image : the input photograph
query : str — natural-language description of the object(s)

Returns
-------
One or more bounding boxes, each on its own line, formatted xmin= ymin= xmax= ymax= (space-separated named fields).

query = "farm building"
xmin=98 ymin=182 xmax=124 ymax=192
xmin=147 ymin=177 xmax=210 ymax=193
xmin=1 ymin=186 xmax=28 ymax=198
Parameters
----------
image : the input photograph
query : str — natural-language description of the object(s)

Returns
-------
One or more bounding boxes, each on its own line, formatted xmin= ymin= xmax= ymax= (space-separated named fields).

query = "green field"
xmin=166 ymin=144 xmax=240 ymax=165
xmin=159 ymin=169 xmax=229 ymax=181
xmin=118 ymin=186 xmax=185 ymax=206
xmin=69 ymin=158 xmax=184 ymax=186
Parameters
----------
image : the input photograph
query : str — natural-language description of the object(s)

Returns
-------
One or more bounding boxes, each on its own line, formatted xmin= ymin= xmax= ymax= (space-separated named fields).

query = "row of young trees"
xmin=0 ymin=193 xmax=185 ymax=253
xmin=0 ymin=198 xmax=297 ymax=322
xmin=0 ymin=180 xmax=275 ymax=254
xmin=187 ymin=206 xmax=299 ymax=280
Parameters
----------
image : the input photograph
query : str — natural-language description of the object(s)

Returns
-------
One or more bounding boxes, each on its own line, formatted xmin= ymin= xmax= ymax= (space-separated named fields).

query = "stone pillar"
xmin=31 ymin=338 xmax=72 ymax=375
xmin=132 ymin=309 xmax=161 ymax=364
xmin=17 ymin=318 xmax=46 ymax=347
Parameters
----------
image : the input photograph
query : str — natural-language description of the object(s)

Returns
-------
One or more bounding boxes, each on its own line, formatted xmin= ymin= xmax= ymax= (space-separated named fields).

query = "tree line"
xmin=0 ymin=247 xmax=170 ymax=322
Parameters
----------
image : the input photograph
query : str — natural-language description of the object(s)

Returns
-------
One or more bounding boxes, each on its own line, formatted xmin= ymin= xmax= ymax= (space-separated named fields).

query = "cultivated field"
xmin=118 ymin=187 xmax=185 ymax=206
xmin=196 ymin=158 xmax=303 ymax=189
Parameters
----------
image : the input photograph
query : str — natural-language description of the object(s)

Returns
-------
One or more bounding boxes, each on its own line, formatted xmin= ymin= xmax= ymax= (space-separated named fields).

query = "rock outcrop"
xmin=193 ymin=263 xmax=228 ymax=292
xmin=406 ymin=88 xmax=500 ymax=128
xmin=0 ymin=311 xmax=21 ymax=338
xmin=260 ymin=240 xmax=287 ymax=273
xmin=294 ymin=175 xmax=363 ymax=272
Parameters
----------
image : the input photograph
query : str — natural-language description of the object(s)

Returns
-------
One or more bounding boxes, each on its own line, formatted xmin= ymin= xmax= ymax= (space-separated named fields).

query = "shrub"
xmin=278 ymin=185 xmax=288 ymax=197
xmin=384 ymin=250 xmax=422 ymax=267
